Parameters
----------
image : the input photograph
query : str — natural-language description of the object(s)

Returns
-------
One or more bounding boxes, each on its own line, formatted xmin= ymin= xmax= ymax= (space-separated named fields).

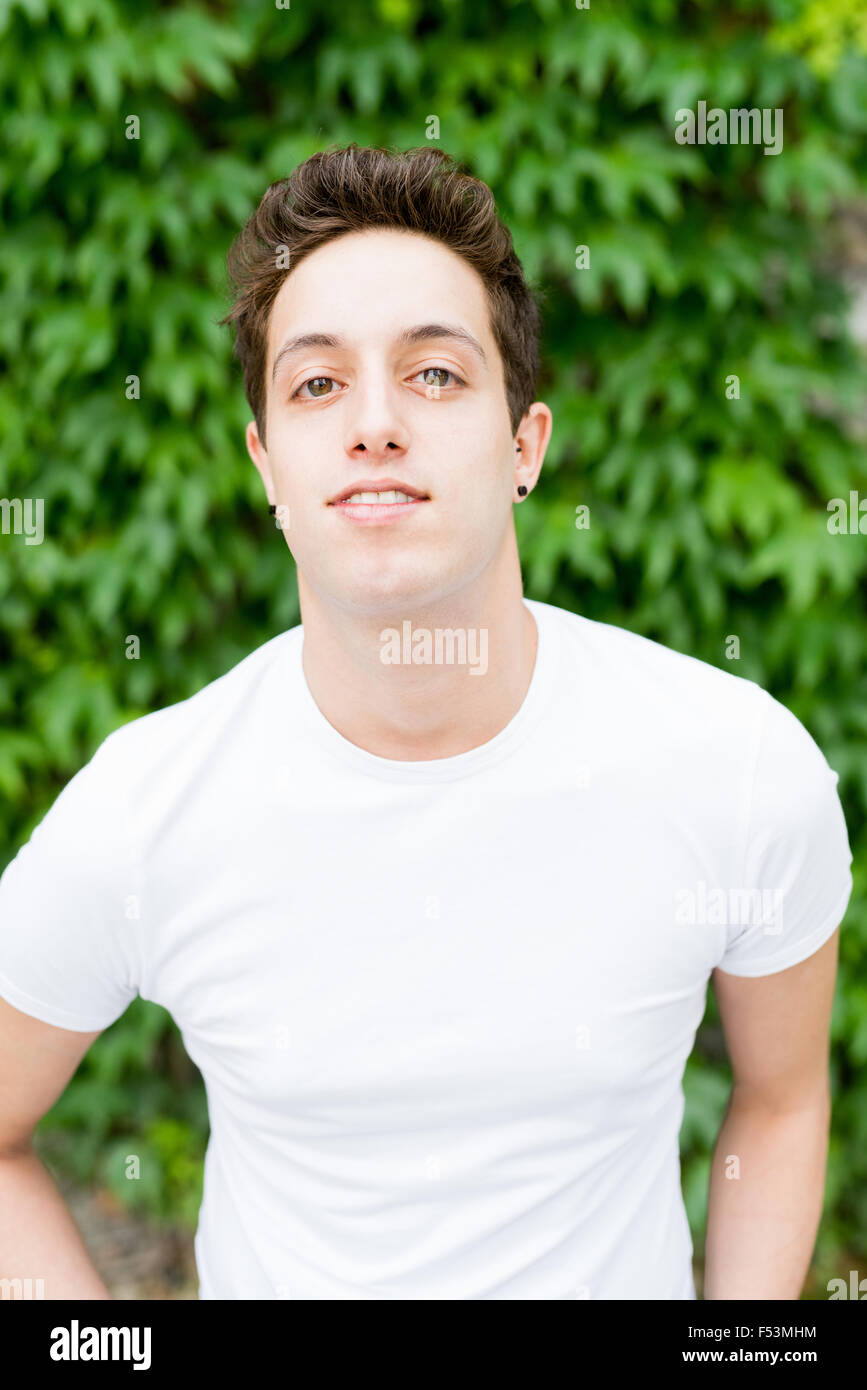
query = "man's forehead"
xmin=266 ymin=229 xmax=493 ymax=362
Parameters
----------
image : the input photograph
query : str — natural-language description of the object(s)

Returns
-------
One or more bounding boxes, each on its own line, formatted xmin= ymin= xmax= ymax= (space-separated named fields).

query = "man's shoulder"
xmin=535 ymin=600 xmax=767 ymax=735
xmin=96 ymin=624 xmax=302 ymax=772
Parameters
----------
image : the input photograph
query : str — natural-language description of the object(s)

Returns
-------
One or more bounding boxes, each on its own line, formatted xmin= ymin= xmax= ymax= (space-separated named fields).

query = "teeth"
xmin=344 ymin=490 xmax=417 ymax=504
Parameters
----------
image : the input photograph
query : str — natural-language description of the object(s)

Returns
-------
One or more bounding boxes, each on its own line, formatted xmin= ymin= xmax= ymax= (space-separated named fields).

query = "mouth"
xmin=328 ymin=480 xmax=430 ymax=506
xmin=327 ymin=480 xmax=431 ymax=525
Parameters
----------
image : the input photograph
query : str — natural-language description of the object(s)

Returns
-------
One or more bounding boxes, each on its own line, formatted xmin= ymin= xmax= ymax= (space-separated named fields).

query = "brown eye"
xmin=420 ymin=367 xmax=453 ymax=389
xmin=295 ymin=376 xmax=335 ymax=399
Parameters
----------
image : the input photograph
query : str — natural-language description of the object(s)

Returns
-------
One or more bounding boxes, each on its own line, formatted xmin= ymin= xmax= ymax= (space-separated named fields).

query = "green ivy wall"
xmin=0 ymin=0 xmax=865 ymax=1293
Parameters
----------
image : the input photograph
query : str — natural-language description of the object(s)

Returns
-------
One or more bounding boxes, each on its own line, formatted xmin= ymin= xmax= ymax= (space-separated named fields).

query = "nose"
xmin=343 ymin=370 xmax=410 ymax=462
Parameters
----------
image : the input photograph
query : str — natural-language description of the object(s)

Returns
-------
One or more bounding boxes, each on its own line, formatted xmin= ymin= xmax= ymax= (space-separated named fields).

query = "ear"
xmin=246 ymin=420 xmax=274 ymax=506
xmin=514 ymin=402 xmax=553 ymax=496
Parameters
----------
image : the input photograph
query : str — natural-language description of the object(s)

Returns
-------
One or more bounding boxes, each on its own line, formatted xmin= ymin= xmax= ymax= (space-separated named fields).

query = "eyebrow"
xmin=270 ymin=322 xmax=488 ymax=386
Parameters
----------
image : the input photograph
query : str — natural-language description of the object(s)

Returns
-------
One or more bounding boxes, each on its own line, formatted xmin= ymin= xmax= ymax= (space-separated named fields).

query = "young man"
xmin=0 ymin=144 xmax=853 ymax=1301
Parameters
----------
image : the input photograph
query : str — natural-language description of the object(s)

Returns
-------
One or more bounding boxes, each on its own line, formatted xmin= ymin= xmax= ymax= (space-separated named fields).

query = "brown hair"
xmin=218 ymin=143 xmax=543 ymax=449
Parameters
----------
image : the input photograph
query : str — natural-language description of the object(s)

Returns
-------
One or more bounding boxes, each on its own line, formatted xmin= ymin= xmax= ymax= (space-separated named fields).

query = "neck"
xmin=297 ymin=538 xmax=538 ymax=761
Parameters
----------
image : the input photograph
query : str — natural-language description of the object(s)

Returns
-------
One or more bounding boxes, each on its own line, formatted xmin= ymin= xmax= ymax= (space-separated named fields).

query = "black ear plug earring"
xmin=515 ymin=442 xmax=526 ymax=498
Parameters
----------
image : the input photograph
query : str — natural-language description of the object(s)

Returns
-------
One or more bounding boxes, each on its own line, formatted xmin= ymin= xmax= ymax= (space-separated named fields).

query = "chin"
xmin=331 ymin=569 xmax=463 ymax=618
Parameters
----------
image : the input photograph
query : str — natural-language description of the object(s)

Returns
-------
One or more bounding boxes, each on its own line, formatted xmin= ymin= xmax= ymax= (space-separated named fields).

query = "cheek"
xmin=270 ymin=446 xmax=320 ymax=506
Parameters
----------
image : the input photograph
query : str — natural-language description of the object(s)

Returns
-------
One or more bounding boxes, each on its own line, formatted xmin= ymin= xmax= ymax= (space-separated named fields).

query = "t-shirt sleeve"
xmin=0 ymin=731 xmax=142 ymax=1031
xmin=716 ymin=688 xmax=854 ymax=978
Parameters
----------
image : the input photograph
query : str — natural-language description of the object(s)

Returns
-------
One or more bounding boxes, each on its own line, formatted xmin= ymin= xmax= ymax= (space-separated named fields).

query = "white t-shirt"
xmin=0 ymin=599 xmax=853 ymax=1300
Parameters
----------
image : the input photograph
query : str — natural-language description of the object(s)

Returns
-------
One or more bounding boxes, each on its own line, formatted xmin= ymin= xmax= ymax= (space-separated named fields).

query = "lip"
xmin=330 ymin=497 xmax=430 ymax=526
xmin=327 ymin=478 xmax=430 ymax=505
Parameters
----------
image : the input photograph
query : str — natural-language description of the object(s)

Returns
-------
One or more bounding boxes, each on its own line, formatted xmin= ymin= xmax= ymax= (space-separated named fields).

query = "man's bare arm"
xmin=704 ymin=927 xmax=840 ymax=1299
xmin=0 ymin=994 xmax=111 ymax=1299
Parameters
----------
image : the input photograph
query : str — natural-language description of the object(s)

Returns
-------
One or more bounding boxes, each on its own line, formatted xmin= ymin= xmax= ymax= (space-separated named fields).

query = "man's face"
xmin=248 ymin=228 xmax=527 ymax=618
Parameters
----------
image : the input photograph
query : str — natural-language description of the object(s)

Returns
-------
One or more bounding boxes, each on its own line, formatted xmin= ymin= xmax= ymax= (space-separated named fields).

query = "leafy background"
xmin=0 ymin=0 xmax=865 ymax=1297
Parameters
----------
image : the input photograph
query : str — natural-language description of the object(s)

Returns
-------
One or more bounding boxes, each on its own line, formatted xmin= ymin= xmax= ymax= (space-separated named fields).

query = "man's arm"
xmin=704 ymin=926 xmax=840 ymax=1300
xmin=0 ymin=994 xmax=111 ymax=1299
